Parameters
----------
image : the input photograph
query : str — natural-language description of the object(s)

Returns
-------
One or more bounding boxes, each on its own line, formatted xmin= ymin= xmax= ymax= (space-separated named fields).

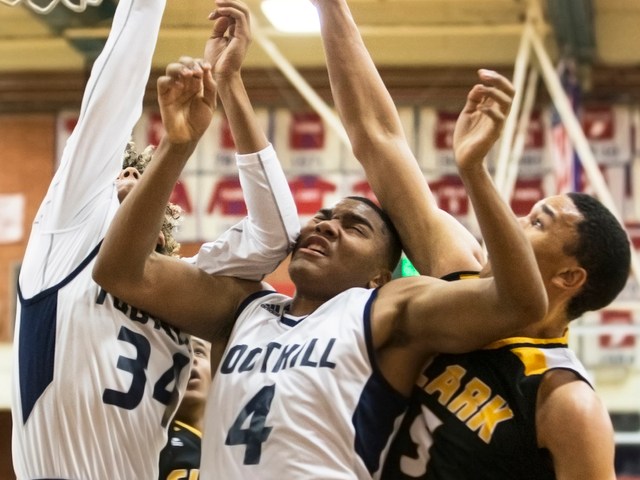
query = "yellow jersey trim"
xmin=174 ymin=420 xmax=202 ymax=438
xmin=484 ymin=331 xmax=569 ymax=350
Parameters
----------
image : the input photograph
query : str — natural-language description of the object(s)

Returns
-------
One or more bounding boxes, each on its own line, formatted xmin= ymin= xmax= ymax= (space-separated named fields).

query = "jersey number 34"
xmin=103 ymin=325 xmax=190 ymax=427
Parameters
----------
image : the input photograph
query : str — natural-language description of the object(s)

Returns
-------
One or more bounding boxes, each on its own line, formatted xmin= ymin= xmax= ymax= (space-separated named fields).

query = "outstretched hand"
xmin=157 ymin=57 xmax=216 ymax=144
xmin=205 ymin=0 xmax=252 ymax=80
xmin=453 ymin=69 xmax=514 ymax=171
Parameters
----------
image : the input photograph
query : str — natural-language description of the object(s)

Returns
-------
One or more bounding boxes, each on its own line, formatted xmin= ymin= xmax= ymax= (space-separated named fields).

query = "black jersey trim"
xmin=355 ymin=288 xmax=409 ymax=474
xmin=18 ymin=241 xmax=102 ymax=305
xmin=234 ymin=289 xmax=276 ymax=321
xmin=440 ymin=270 xmax=480 ymax=282
xmin=17 ymin=241 xmax=103 ymax=425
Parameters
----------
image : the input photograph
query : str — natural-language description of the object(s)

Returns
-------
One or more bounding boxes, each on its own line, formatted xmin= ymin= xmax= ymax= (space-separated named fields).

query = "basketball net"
xmin=0 ymin=0 xmax=102 ymax=14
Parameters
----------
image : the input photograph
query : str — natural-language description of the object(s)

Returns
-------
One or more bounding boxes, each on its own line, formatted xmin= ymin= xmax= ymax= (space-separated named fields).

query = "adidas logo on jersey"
xmin=171 ymin=437 xmax=184 ymax=447
xmin=260 ymin=303 xmax=284 ymax=316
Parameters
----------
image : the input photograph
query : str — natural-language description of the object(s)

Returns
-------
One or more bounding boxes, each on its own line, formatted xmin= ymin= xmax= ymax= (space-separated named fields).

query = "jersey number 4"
xmin=103 ymin=325 xmax=190 ymax=427
xmin=226 ymin=384 xmax=276 ymax=465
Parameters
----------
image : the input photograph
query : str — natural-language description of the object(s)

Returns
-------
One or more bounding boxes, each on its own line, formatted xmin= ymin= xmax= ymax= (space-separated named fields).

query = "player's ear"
xmin=551 ymin=266 xmax=587 ymax=292
xmin=368 ymin=269 xmax=392 ymax=289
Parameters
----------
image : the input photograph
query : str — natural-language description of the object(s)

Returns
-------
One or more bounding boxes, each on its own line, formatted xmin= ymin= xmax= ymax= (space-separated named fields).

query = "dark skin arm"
xmin=205 ymin=0 xmax=270 ymax=154
xmin=372 ymin=75 xmax=546 ymax=394
xmin=93 ymin=58 xmax=264 ymax=341
xmin=312 ymin=0 xmax=483 ymax=277
xmin=314 ymin=0 xmax=547 ymax=396
xmin=536 ymin=370 xmax=616 ymax=480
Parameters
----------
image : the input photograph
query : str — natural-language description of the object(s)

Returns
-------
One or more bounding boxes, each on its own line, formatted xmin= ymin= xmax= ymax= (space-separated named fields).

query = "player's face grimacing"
xmin=289 ymin=198 xmax=396 ymax=299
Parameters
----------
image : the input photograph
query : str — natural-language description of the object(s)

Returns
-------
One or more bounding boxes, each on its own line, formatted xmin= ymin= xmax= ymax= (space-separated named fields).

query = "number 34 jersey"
xmin=201 ymin=288 xmax=408 ymax=480
xmin=13 ymin=247 xmax=191 ymax=479
xmin=10 ymin=0 xmax=192 ymax=476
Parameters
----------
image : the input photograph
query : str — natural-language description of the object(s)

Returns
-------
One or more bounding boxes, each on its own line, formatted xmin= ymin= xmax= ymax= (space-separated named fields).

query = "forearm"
xmin=94 ymin=138 xmax=198 ymax=289
xmin=316 ymin=0 xmax=481 ymax=275
xmin=196 ymin=73 xmax=299 ymax=278
xmin=216 ymin=73 xmax=269 ymax=154
xmin=236 ymin=145 xmax=299 ymax=251
xmin=315 ymin=0 xmax=400 ymax=150
xmin=459 ymin=163 xmax=547 ymax=318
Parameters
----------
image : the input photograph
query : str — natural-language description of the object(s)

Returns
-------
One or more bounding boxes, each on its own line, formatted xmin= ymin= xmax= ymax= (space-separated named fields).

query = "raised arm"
xmin=313 ymin=0 xmax=482 ymax=277
xmin=454 ymin=69 xmax=547 ymax=325
xmin=93 ymin=59 xmax=262 ymax=341
xmin=373 ymin=72 xmax=547 ymax=395
xmin=194 ymin=0 xmax=300 ymax=280
xmin=20 ymin=0 xmax=167 ymax=296
xmin=206 ymin=0 xmax=267 ymax=155
xmin=48 ymin=0 xmax=167 ymax=228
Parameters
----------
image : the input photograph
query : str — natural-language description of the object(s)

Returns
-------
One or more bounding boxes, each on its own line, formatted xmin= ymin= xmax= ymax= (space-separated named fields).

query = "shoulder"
xmin=536 ymin=369 xmax=614 ymax=475
xmin=537 ymin=369 xmax=604 ymax=428
xmin=536 ymin=369 xmax=616 ymax=478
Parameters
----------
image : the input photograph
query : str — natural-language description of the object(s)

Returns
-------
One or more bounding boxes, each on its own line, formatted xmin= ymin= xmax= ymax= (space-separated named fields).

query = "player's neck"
xmin=288 ymin=294 xmax=325 ymax=317
xmin=176 ymin=405 xmax=205 ymax=431
xmin=515 ymin=307 xmax=569 ymax=339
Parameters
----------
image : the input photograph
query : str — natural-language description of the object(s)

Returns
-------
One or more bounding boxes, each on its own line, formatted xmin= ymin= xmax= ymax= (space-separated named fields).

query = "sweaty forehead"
xmin=330 ymin=198 xmax=386 ymax=227
xmin=535 ymin=195 xmax=583 ymax=222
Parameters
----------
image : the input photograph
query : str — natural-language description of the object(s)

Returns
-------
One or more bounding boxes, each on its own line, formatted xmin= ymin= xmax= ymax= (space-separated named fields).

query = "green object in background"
xmin=392 ymin=255 xmax=419 ymax=279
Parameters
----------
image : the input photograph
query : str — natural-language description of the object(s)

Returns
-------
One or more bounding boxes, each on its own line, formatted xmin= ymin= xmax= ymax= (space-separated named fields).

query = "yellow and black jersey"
xmin=158 ymin=420 xmax=202 ymax=480
xmin=381 ymin=334 xmax=591 ymax=479
xmin=440 ymin=271 xmax=481 ymax=282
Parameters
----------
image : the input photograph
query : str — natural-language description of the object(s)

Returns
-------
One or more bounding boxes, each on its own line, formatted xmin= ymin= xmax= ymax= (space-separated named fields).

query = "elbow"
xmin=92 ymin=258 xmax=112 ymax=292
xmin=284 ymin=220 xmax=301 ymax=251
xmin=92 ymin=256 xmax=120 ymax=293
xmin=92 ymin=255 xmax=132 ymax=298
xmin=350 ymin=129 xmax=402 ymax=166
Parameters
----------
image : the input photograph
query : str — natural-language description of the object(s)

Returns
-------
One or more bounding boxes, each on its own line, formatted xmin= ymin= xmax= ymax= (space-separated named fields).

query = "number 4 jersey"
xmin=201 ymin=288 xmax=408 ymax=480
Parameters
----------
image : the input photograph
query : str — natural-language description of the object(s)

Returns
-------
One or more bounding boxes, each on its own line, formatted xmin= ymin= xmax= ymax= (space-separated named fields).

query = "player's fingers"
xmin=478 ymin=69 xmax=515 ymax=98
xmin=165 ymin=61 xmax=189 ymax=77
xmin=460 ymin=84 xmax=485 ymax=113
xmin=160 ymin=62 xmax=190 ymax=87
xmin=213 ymin=1 xmax=251 ymax=38
xmin=210 ymin=15 xmax=232 ymax=39
xmin=471 ymin=84 xmax=512 ymax=115
xmin=479 ymin=103 xmax=506 ymax=126
xmin=215 ymin=0 xmax=251 ymax=20
xmin=157 ymin=72 xmax=181 ymax=96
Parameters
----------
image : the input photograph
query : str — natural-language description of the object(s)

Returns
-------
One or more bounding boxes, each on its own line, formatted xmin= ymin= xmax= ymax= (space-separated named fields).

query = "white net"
xmin=0 ymin=0 xmax=102 ymax=14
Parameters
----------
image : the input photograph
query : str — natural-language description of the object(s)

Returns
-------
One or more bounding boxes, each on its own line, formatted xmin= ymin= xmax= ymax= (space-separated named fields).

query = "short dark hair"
xmin=347 ymin=196 xmax=403 ymax=271
xmin=565 ymin=192 xmax=631 ymax=320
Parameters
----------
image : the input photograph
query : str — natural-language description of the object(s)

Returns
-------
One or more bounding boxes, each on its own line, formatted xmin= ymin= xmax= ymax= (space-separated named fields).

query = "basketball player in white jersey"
xmin=312 ymin=0 xmax=631 ymax=478
xmin=93 ymin=1 xmax=552 ymax=478
xmin=11 ymin=0 xmax=298 ymax=478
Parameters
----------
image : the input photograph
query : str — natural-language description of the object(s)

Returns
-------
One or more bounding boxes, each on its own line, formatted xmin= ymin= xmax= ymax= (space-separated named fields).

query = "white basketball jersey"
xmin=13 ymin=260 xmax=191 ymax=479
xmin=11 ymin=0 xmax=187 ymax=478
xmin=201 ymin=288 xmax=408 ymax=480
